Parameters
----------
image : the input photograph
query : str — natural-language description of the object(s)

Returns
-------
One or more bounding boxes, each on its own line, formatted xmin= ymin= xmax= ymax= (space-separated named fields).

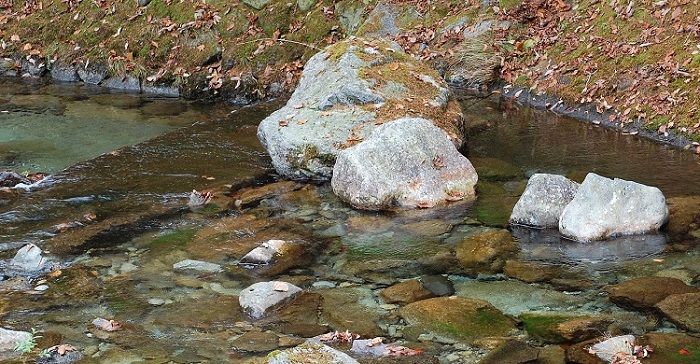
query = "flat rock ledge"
xmin=331 ymin=117 xmax=477 ymax=210
xmin=239 ymin=281 xmax=302 ymax=320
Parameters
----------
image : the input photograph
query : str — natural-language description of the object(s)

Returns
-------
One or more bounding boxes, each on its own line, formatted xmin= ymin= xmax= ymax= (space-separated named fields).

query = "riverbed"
xmin=1 ymin=78 xmax=699 ymax=363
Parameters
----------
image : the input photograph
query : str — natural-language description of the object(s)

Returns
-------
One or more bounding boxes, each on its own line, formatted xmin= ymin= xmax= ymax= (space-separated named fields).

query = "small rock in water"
xmin=239 ymin=281 xmax=302 ymax=319
xmin=92 ymin=317 xmax=122 ymax=332
xmin=173 ymin=259 xmax=223 ymax=273
xmin=148 ymin=298 xmax=166 ymax=306
xmin=239 ymin=239 xmax=286 ymax=265
xmin=10 ymin=243 xmax=48 ymax=272
xmin=33 ymin=284 xmax=49 ymax=291
xmin=187 ymin=189 xmax=213 ymax=210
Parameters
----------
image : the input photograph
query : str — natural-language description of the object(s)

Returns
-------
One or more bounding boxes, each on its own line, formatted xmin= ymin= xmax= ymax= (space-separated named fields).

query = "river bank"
xmin=2 ymin=0 xmax=700 ymax=152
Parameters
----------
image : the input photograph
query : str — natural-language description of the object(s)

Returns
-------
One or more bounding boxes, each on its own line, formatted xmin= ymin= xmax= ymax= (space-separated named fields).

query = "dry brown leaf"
xmin=278 ymin=120 xmax=288 ymax=127
xmin=296 ymin=119 xmax=308 ymax=125
xmin=389 ymin=62 xmax=399 ymax=71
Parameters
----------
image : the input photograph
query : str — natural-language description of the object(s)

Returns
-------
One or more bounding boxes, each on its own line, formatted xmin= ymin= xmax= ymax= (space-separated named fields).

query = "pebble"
xmin=34 ymin=284 xmax=50 ymax=291
xmin=311 ymin=281 xmax=336 ymax=289
xmin=148 ymin=298 xmax=166 ymax=306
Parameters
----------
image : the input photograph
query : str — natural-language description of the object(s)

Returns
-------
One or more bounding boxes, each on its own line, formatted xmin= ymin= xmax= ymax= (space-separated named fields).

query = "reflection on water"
xmin=0 ymin=83 xmax=698 ymax=363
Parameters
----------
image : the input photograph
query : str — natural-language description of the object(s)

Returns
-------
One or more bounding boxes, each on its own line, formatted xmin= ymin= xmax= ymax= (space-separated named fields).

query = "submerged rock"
xmin=257 ymin=37 xmax=463 ymax=181
xmin=656 ymin=292 xmax=700 ymax=332
xmin=399 ymin=296 xmax=516 ymax=343
xmin=172 ymin=259 xmax=223 ymax=273
xmin=520 ymin=312 xmax=613 ymax=344
xmin=239 ymin=281 xmax=302 ymax=319
xmin=331 ymin=117 xmax=477 ymax=210
xmin=379 ymin=279 xmax=434 ymax=304
xmin=239 ymin=239 xmax=313 ymax=277
xmin=559 ymin=173 xmax=669 ymax=242
xmin=606 ymin=276 xmax=698 ymax=311
xmin=455 ymin=229 xmax=519 ymax=276
xmin=478 ymin=340 xmax=539 ymax=364
xmin=509 ymin=173 xmax=579 ymax=228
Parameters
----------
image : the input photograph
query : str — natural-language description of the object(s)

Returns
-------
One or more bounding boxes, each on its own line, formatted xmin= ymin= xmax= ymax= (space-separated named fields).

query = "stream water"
xmin=0 ymin=78 xmax=699 ymax=363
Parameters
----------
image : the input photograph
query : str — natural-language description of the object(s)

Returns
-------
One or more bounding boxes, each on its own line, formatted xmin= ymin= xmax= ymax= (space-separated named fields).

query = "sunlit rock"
xmin=559 ymin=173 xmax=669 ymax=242
xmin=509 ymin=173 xmax=579 ymax=228
xmin=266 ymin=342 xmax=359 ymax=364
xmin=257 ymin=37 xmax=463 ymax=181
xmin=10 ymin=243 xmax=48 ymax=272
xmin=399 ymin=296 xmax=516 ymax=343
xmin=239 ymin=281 xmax=302 ymax=320
xmin=239 ymin=239 xmax=313 ymax=277
xmin=379 ymin=279 xmax=434 ymax=305
xmin=606 ymin=276 xmax=698 ymax=311
xmin=332 ymin=118 xmax=477 ymax=210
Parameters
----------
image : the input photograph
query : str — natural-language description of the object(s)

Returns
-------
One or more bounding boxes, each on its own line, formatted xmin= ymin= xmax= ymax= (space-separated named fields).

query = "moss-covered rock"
xmin=399 ymin=296 xmax=516 ymax=343
xmin=520 ymin=312 xmax=612 ymax=344
xmin=455 ymin=229 xmax=519 ymax=276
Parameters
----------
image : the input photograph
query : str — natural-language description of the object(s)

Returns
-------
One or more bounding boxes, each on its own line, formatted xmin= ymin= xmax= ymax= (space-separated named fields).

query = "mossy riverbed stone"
xmin=399 ymin=296 xmax=517 ymax=343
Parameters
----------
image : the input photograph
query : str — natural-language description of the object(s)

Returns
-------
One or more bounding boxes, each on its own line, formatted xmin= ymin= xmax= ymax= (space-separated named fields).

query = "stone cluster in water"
xmin=1 ymin=172 xmax=699 ymax=363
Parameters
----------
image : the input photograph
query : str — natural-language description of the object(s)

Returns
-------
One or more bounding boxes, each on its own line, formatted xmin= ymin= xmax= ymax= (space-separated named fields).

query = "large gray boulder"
xmin=257 ymin=37 xmax=463 ymax=181
xmin=559 ymin=173 xmax=669 ymax=242
xmin=509 ymin=173 xmax=579 ymax=228
xmin=331 ymin=117 xmax=477 ymax=210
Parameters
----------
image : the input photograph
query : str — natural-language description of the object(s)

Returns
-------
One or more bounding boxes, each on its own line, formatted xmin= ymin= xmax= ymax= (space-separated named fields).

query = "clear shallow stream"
xmin=0 ymin=79 xmax=699 ymax=363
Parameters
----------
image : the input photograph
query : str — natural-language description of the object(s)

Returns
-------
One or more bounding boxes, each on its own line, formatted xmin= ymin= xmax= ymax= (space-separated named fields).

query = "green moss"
xmin=520 ymin=313 xmax=572 ymax=343
xmin=150 ymin=228 xmax=197 ymax=247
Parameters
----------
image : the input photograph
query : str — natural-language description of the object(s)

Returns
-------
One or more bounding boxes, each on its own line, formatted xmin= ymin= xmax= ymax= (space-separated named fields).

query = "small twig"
xmin=236 ymin=37 xmax=322 ymax=51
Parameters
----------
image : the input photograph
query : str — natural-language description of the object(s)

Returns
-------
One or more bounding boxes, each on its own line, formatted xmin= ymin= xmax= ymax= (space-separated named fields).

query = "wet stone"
xmin=379 ymin=279 xmax=434 ymax=305
xmin=478 ymin=340 xmax=539 ymax=364
xmin=455 ymin=229 xmax=519 ymax=276
xmin=399 ymin=296 xmax=516 ymax=343
xmin=173 ymin=259 xmax=223 ymax=273
xmin=521 ymin=312 xmax=613 ymax=344
xmin=419 ymin=275 xmax=454 ymax=296
xmin=239 ymin=281 xmax=303 ymax=320
xmin=606 ymin=276 xmax=698 ymax=311
xmin=503 ymin=260 xmax=561 ymax=283
xmin=231 ymin=331 xmax=279 ymax=352
xmin=400 ymin=219 xmax=453 ymax=237
xmin=655 ymin=292 xmax=700 ymax=332
xmin=470 ymin=157 xmax=522 ymax=181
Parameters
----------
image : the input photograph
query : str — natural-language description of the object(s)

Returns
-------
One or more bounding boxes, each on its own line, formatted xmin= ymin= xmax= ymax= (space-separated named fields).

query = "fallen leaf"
xmin=292 ymin=103 xmax=303 ymax=109
xmin=679 ymin=348 xmax=691 ymax=355
xmin=389 ymin=62 xmax=399 ymax=71
xmin=278 ymin=120 xmax=288 ymax=126
xmin=296 ymin=119 xmax=308 ymax=125
xmin=10 ymin=34 xmax=19 ymax=42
